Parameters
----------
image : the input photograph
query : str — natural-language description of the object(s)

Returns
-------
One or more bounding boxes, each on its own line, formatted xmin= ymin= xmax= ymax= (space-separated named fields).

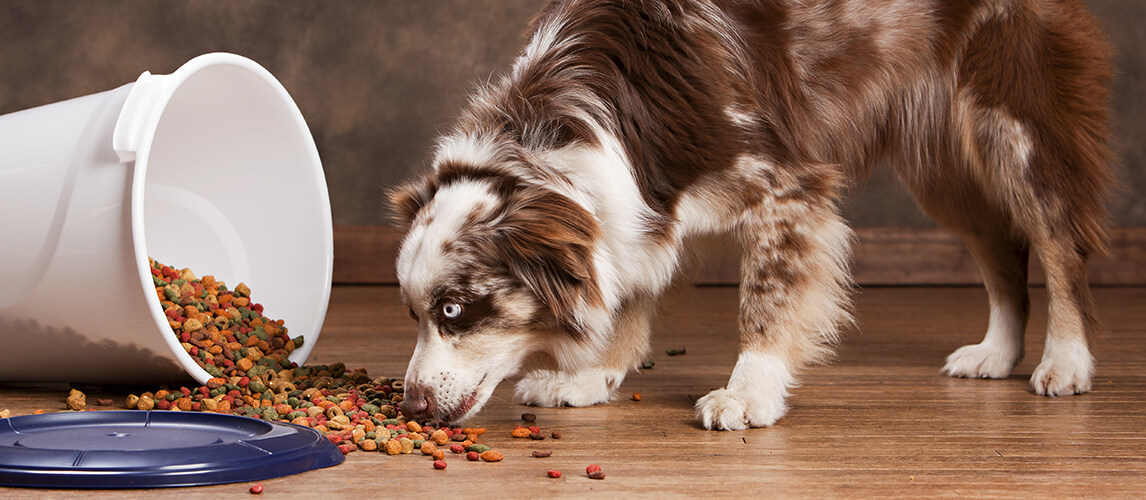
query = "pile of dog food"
xmin=122 ymin=259 xmax=499 ymax=461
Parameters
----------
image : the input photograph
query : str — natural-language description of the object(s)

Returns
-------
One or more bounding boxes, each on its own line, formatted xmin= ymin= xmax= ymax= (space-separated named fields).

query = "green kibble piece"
xmin=261 ymin=390 xmax=274 ymax=401
xmin=361 ymin=404 xmax=379 ymax=415
xmin=287 ymin=397 xmax=300 ymax=407
xmin=260 ymin=407 xmax=278 ymax=421
xmin=379 ymin=406 xmax=398 ymax=419
xmin=286 ymin=411 xmax=305 ymax=420
xmin=292 ymin=336 xmax=304 ymax=348
xmin=466 ymin=444 xmax=491 ymax=453
xmin=204 ymin=364 xmax=223 ymax=378
xmin=365 ymin=431 xmax=376 ymax=440
xmin=413 ymin=439 xmax=425 ymax=449
xmin=249 ymin=381 xmax=266 ymax=393
xmin=381 ymin=419 xmax=400 ymax=427
xmin=165 ymin=393 xmax=178 ymax=402
xmin=153 ymin=275 xmax=168 ymax=286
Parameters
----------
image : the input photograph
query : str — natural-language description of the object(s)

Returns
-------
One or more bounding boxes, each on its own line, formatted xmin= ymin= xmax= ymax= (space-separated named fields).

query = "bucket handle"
xmin=112 ymin=71 xmax=162 ymax=163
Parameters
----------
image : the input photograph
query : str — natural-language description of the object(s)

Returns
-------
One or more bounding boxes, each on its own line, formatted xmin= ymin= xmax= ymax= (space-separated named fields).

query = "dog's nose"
xmin=401 ymin=388 xmax=431 ymax=420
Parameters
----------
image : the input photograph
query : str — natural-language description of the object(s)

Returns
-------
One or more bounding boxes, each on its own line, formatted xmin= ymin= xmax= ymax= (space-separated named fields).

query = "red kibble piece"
xmin=433 ymin=460 xmax=448 ymax=470
xmin=337 ymin=444 xmax=352 ymax=454
xmin=587 ymin=464 xmax=602 ymax=474
xmin=547 ymin=470 xmax=562 ymax=478
xmin=528 ymin=426 xmax=541 ymax=434
xmin=449 ymin=444 xmax=465 ymax=454
xmin=249 ymin=483 xmax=264 ymax=494
xmin=466 ymin=451 xmax=480 ymax=461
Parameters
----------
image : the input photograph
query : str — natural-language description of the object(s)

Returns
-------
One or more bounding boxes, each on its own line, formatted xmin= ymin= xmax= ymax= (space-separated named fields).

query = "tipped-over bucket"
xmin=0 ymin=53 xmax=333 ymax=385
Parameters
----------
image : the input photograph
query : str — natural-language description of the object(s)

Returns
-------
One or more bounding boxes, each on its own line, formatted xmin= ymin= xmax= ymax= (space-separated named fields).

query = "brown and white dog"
xmin=390 ymin=0 xmax=1112 ymax=430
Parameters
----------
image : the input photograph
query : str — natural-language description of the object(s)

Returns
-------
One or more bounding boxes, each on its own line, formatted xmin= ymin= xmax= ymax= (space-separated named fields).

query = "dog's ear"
xmin=387 ymin=178 xmax=437 ymax=229
xmin=498 ymin=187 xmax=602 ymax=337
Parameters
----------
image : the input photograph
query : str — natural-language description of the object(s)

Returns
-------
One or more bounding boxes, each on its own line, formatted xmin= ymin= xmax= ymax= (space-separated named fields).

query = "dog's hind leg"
xmin=515 ymin=296 xmax=655 ymax=407
xmin=695 ymin=162 xmax=853 ymax=430
xmin=917 ymin=185 xmax=1031 ymax=380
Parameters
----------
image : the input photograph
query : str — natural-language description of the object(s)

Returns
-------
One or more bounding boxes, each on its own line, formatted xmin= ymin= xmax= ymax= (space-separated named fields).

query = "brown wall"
xmin=2 ymin=0 xmax=1143 ymax=229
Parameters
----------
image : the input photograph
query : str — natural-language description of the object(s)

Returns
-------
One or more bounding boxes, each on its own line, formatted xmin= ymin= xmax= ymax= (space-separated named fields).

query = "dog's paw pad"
xmin=515 ymin=369 xmax=621 ymax=407
xmin=694 ymin=388 xmax=785 ymax=431
xmin=942 ymin=342 xmax=1021 ymax=379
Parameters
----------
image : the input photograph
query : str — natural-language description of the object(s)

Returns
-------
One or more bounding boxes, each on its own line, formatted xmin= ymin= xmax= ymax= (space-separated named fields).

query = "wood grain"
xmin=332 ymin=225 xmax=1146 ymax=286
xmin=2 ymin=286 xmax=1144 ymax=498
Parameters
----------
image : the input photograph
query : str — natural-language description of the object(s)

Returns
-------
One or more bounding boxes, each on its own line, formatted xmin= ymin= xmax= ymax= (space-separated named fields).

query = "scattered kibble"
xmin=632 ymin=392 xmax=642 ymax=401
xmin=641 ymin=360 xmax=655 ymax=369
xmin=551 ymin=430 xmax=562 ymax=439
xmin=521 ymin=412 xmax=536 ymax=422
xmin=249 ymin=483 xmax=264 ymax=494
xmin=433 ymin=460 xmax=448 ymax=470
xmin=466 ymin=451 xmax=480 ymax=461
xmin=96 ymin=399 xmax=113 ymax=406
xmin=587 ymin=464 xmax=606 ymax=480
xmin=666 ymin=347 xmax=686 ymax=356
xmin=529 ymin=432 xmax=545 ymax=440
xmin=18 ymin=260 xmax=512 ymax=467
xmin=65 ymin=388 xmax=86 ymax=411
xmin=0 ymin=409 xmax=9 ymax=419
xmin=547 ymin=470 xmax=562 ymax=478
xmin=511 ymin=426 xmax=532 ymax=438
xmin=532 ymin=450 xmax=553 ymax=458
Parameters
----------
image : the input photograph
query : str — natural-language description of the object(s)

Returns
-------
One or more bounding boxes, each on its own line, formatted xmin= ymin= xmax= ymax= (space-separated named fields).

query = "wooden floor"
xmin=2 ymin=286 xmax=1144 ymax=498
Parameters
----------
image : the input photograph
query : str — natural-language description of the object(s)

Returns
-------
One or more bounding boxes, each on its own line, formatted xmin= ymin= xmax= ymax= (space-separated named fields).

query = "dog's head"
xmin=389 ymin=155 xmax=607 ymax=423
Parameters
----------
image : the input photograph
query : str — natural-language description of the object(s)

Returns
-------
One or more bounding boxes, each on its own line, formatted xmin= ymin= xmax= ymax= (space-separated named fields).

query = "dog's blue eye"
xmin=442 ymin=302 xmax=463 ymax=320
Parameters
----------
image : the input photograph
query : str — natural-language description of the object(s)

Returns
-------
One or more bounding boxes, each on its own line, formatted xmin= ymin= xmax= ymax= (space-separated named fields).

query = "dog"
xmin=389 ymin=0 xmax=1112 ymax=430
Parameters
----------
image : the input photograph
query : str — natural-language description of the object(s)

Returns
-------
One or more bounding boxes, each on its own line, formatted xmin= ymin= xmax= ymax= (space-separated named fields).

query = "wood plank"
xmin=333 ymin=225 xmax=1146 ymax=286
xmin=2 ymin=286 xmax=1144 ymax=498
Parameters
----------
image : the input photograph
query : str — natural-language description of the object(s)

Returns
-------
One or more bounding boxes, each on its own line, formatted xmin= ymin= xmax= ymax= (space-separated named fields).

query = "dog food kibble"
xmin=551 ymin=430 xmax=562 ymax=439
xmin=480 ymin=450 xmax=504 ymax=462
xmin=547 ymin=470 xmax=562 ymax=478
xmin=65 ymin=389 xmax=86 ymax=411
xmin=532 ymin=450 xmax=553 ymax=458
xmin=641 ymin=360 xmax=655 ymax=369
xmin=0 ymin=410 xmax=9 ymax=419
xmin=586 ymin=464 xmax=606 ymax=479
xmin=466 ymin=451 xmax=480 ymax=461
xmin=249 ymin=484 xmax=264 ymax=494
xmin=521 ymin=412 xmax=536 ymax=422
xmin=511 ymin=426 xmax=532 ymax=438
xmin=632 ymin=392 xmax=642 ymax=401
xmin=55 ymin=259 xmax=509 ymax=464
xmin=433 ymin=459 xmax=448 ymax=470
xmin=666 ymin=347 xmax=686 ymax=356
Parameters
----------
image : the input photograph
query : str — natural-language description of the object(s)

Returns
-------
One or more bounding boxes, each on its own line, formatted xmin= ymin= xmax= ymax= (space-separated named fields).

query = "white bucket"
xmin=0 ymin=53 xmax=333 ymax=385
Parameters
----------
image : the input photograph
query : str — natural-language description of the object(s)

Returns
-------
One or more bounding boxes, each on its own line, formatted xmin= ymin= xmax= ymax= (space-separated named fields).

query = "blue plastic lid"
xmin=0 ymin=410 xmax=344 ymax=488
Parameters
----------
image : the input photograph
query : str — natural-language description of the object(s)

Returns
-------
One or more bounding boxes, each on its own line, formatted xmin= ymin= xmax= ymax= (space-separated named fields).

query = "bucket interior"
xmin=135 ymin=60 xmax=332 ymax=383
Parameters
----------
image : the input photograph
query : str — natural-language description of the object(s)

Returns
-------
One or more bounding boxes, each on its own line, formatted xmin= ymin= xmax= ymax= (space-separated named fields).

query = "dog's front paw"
xmin=515 ymin=369 xmax=624 ymax=407
xmin=1031 ymin=341 xmax=1094 ymax=396
xmin=942 ymin=342 xmax=1022 ymax=379
xmin=694 ymin=388 xmax=786 ymax=431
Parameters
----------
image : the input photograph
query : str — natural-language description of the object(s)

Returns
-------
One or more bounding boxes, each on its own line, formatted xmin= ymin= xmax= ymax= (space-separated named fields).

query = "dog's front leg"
xmin=695 ymin=185 xmax=853 ymax=430
xmin=515 ymin=296 xmax=655 ymax=407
